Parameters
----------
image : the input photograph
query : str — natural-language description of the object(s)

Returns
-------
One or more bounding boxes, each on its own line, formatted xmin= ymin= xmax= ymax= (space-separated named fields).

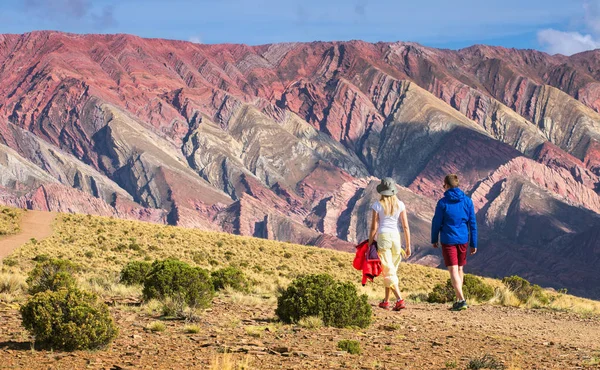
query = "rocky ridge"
xmin=0 ymin=32 xmax=599 ymax=297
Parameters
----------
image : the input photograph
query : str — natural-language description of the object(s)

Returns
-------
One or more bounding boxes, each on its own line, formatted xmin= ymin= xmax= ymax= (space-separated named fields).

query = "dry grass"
xmin=0 ymin=272 xmax=27 ymax=294
xmin=222 ymin=286 xmax=274 ymax=307
xmin=77 ymin=274 xmax=142 ymax=299
xmin=209 ymin=353 xmax=251 ymax=370
xmin=0 ymin=206 xmax=23 ymax=236
xmin=298 ymin=316 xmax=324 ymax=329
xmin=547 ymin=294 xmax=600 ymax=315
xmin=1 ymin=211 xmax=598 ymax=316
xmin=146 ymin=321 xmax=166 ymax=332
xmin=490 ymin=287 xmax=522 ymax=308
xmin=3 ymin=213 xmax=449 ymax=299
xmin=0 ymin=272 xmax=27 ymax=304
xmin=183 ymin=324 xmax=201 ymax=334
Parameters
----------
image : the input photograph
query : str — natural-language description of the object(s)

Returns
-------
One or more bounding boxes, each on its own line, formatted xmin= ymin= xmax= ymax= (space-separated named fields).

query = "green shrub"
xmin=211 ymin=266 xmax=249 ymax=292
xmin=427 ymin=274 xmax=494 ymax=303
xmin=26 ymin=259 xmax=78 ymax=294
xmin=275 ymin=274 xmax=371 ymax=328
xmin=32 ymin=254 xmax=51 ymax=263
xmin=20 ymin=288 xmax=118 ymax=351
xmin=337 ymin=339 xmax=361 ymax=355
xmin=142 ymin=259 xmax=214 ymax=308
xmin=502 ymin=275 xmax=548 ymax=305
xmin=3 ymin=258 xmax=17 ymax=267
xmin=120 ymin=261 xmax=152 ymax=286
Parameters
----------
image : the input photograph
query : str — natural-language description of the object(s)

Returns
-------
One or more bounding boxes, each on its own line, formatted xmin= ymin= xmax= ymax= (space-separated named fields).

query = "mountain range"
xmin=0 ymin=31 xmax=599 ymax=298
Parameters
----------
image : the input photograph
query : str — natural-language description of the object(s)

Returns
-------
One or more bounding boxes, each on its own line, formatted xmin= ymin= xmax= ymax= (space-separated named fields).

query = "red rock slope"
xmin=0 ymin=32 xmax=599 ymax=297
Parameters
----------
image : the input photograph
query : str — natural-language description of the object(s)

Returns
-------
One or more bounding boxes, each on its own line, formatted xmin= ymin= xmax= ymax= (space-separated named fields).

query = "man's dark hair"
xmin=444 ymin=174 xmax=460 ymax=188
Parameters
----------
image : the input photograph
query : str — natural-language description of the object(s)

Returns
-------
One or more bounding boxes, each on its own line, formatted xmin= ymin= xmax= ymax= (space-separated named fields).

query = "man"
xmin=431 ymin=174 xmax=478 ymax=311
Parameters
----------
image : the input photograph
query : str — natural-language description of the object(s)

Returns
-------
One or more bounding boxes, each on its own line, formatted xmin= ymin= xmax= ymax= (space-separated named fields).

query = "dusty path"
xmin=0 ymin=210 xmax=55 ymax=260
xmin=0 ymin=298 xmax=599 ymax=369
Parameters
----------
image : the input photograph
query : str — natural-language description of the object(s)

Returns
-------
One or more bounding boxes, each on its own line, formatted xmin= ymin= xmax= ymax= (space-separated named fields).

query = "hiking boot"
xmin=378 ymin=300 xmax=390 ymax=309
xmin=392 ymin=299 xmax=406 ymax=311
xmin=451 ymin=300 xmax=468 ymax=311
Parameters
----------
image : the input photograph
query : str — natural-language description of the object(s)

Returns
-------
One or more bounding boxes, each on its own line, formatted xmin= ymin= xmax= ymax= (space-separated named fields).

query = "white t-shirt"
xmin=372 ymin=199 xmax=406 ymax=234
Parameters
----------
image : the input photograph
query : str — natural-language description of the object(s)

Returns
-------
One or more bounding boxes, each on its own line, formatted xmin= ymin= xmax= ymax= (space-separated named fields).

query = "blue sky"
xmin=0 ymin=0 xmax=598 ymax=55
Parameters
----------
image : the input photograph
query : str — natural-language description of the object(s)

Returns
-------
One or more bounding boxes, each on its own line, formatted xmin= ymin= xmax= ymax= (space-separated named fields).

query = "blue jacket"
xmin=431 ymin=188 xmax=478 ymax=249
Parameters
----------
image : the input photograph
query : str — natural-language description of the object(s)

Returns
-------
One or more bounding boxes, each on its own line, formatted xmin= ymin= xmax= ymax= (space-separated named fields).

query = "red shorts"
xmin=442 ymin=243 xmax=468 ymax=267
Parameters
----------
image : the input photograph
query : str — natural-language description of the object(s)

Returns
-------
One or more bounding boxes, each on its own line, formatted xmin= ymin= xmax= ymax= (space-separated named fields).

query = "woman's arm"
xmin=400 ymin=209 xmax=411 ymax=257
xmin=368 ymin=210 xmax=378 ymax=245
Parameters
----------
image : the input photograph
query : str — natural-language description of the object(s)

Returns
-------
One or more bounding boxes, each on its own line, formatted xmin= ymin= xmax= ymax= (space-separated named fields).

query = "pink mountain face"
xmin=0 ymin=32 xmax=599 ymax=298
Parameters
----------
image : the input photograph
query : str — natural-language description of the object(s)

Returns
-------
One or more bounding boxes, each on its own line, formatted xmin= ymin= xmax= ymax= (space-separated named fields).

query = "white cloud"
xmin=189 ymin=36 xmax=202 ymax=44
xmin=537 ymin=29 xmax=600 ymax=55
xmin=537 ymin=0 xmax=600 ymax=55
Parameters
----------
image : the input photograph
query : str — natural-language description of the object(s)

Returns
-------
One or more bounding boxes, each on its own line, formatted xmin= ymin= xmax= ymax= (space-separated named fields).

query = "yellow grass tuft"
xmin=183 ymin=324 xmax=201 ymax=334
xmin=146 ymin=321 xmax=166 ymax=332
xmin=298 ymin=316 xmax=324 ymax=329
xmin=209 ymin=353 xmax=251 ymax=370
xmin=0 ymin=272 xmax=27 ymax=294
xmin=490 ymin=287 xmax=522 ymax=307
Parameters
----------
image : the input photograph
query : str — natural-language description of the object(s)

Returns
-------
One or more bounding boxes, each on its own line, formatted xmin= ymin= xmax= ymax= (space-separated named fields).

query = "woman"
xmin=431 ymin=174 xmax=478 ymax=311
xmin=368 ymin=177 xmax=411 ymax=311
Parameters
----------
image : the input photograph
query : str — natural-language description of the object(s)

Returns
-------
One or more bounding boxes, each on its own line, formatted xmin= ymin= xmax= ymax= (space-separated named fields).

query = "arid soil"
xmin=0 ymin=298 xmax=599 ymax=370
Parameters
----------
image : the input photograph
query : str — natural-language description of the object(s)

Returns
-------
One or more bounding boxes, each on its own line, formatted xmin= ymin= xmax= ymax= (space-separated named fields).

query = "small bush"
xmin=211 ymin=267 xmax=249 ymax=292
xmin=32 ymin=254 xmax=51 ymax=263
xmin=427 ymin=274 xmax=494 ymax=303
xmin=467 ymin=354 xmax=506 ymax=370
xmin=502 ymin=275 xmax=548 ymax=305
xmin=143 ymin=259 xmax=214 ymax=309
xmin=337 ymin=340 xmax=361 ymax=355
xmin=445 ymin=360 xmax=458 ymax=368
xmin=276 ymin=274 xmax=371 ymax=328
xmin=120 ymin=261 xmax=152 ymax=286
xmin=20 ymin=288 xmax=118 ymax=351
xmin=26 ymin=259 xmax=78 ymax=294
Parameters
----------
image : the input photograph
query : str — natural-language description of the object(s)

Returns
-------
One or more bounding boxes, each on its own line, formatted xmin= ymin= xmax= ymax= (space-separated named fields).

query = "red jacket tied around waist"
xmin=353 ymin=240 xmax=382 ymax=286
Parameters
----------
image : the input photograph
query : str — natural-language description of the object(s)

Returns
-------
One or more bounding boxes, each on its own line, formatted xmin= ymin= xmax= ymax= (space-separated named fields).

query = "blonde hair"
xmin=380 ymin=195 xmax=399 ymax=216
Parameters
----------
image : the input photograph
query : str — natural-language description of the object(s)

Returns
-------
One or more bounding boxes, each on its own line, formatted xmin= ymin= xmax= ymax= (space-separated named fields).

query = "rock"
xmin=270 ymin=346 xmax=292 ymax=353
xmin=0 ymin=32 xmax=599 ymax=298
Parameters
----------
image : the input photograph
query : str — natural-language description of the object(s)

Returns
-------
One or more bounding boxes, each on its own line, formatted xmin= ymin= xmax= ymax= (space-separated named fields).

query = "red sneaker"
xmin=378 ymin=300 xmax=390 ymax=309
xmin=392 ymin=299 xmax=406 ymax=311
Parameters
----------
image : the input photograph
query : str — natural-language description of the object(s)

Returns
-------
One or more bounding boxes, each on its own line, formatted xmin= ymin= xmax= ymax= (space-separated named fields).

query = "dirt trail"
xmin=0 ymin=210 xmax=55 ymax=260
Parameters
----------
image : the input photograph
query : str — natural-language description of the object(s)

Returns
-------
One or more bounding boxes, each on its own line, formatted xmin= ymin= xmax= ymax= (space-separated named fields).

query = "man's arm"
xmin=468 ymin=198 xmax=478 ymax=254
xmin=431 ymin=201 xmax=443 ymax=248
